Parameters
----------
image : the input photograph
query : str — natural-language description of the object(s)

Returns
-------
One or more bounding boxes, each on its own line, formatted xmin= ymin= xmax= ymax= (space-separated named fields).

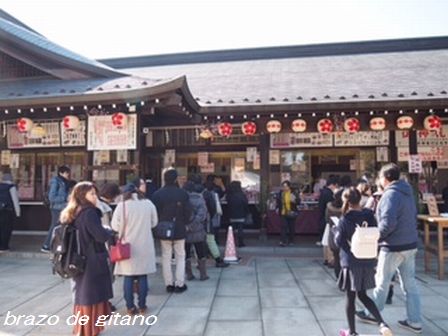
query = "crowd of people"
xmin=34 ymin=167 xmax=252 ymax=335
xmin=316 ymin=164 xmax=422 ymax=336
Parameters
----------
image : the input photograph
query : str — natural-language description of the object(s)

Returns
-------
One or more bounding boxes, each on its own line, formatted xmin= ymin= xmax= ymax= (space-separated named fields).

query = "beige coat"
xmin=111 ymin=194 xmax=158 ymax=275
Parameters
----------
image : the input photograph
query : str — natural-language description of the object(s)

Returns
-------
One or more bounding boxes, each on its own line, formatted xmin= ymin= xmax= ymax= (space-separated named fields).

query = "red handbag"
xmin=110 ymin=201 xmax=131 ymax=262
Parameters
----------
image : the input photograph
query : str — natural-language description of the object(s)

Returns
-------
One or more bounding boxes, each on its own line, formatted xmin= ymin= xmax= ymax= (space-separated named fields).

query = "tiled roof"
xmin=0 ymin=14 xmax=122 ymax=79
xmin=121 ymin=49 xmax=448 ymax=106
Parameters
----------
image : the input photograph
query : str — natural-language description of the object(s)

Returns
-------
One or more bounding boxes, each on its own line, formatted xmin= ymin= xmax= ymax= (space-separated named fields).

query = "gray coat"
xmin=185 ymin=192 xmax=207 ymax=243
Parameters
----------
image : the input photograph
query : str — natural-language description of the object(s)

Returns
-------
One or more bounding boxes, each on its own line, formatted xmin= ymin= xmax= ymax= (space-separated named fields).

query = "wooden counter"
xmin=418 ymin=215 xmax=448 ymax=280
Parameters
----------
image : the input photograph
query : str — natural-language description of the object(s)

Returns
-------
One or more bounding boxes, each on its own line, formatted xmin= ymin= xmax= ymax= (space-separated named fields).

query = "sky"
xmin=1 ymin=0 xmax=448 ymax=60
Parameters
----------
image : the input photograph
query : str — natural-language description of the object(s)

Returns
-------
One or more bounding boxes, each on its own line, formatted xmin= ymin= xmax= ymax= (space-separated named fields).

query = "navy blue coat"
xmin=73 ymin=206 xmax=113 ymax=306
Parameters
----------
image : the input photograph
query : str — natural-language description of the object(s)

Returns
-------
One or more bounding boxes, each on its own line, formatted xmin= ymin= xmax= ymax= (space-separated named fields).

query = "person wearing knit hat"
xmin=0 ymin=173 xmax=21 ymax=252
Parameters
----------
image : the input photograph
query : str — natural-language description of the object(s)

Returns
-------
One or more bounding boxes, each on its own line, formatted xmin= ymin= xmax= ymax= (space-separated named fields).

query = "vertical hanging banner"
xmin=1 ymin=150 xmax=11 ymax=166
xmin=116 ymin=150 xmax=128 ymax=163
xmin=269 ymin=150 xmax=280 ymax=165
xmin=164 ymin=149 xmax=176 ymax=167
xmin=376 ymin=147 xmax=389 ymax=162
xmin=246 ymin=147 xmax=257 ymax=162
xmin=87 ymin=114 xmax=137 ymax=150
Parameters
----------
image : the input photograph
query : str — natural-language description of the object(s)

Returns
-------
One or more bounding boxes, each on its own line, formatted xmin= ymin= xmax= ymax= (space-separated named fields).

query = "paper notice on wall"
xmin=1 ymin=150 xmax=11 ymax=166
xmin=11 ymin=153 xmax=19 ymax=169
xmin=198 ymin=152 xmax=209 ymax=166
xmin=408 ymin=155 xmax=423 ymax=174
xmin=253 ymin=153 xmax=260 ymax=170
xmin=350 ymin=159 xmax=357 ymax=171
xmin=426 ymin=193 xmax=440 ymax=216
xmin=376 ymin=147 xmax=389 ymax=162
xmin=246 ymin=147 xmax=257 ymax=162
xmin=116 ymin=150 xmax=128 ymax=163
xmin=269 ymin=150 xmax=280 ymax=165
xmin=234 ymin=158 xmax=245 ymax=172
xmin=438 ymin=161 xmax=448 ymax=169
xmin=164 ymin=149 xmax=176 ymax=167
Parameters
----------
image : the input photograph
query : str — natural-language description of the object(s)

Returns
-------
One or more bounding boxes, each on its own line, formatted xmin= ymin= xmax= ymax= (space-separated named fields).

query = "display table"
xmin=265 ymin=209 xmax=320 ymax=234
xmin=418 ymin=215 xmax=448 ymax=280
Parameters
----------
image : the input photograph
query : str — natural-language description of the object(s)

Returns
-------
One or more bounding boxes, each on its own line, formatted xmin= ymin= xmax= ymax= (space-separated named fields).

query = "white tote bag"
xmin=321 ymin=223 xmax=331 ymax=246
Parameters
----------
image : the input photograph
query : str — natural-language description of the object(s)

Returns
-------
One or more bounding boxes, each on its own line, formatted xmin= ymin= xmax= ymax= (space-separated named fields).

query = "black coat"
xmin=318 ymin=186 xmax=334 ymax=218
xmin=152 ymin=184 xmax=191 ymax=240
xmin=73 ymin=206 xmax=113 ymax=306
xmin=226 ymin=191 xmax=249 ymax=220
xmin=276 ymin=190 xmax=301 ymax=216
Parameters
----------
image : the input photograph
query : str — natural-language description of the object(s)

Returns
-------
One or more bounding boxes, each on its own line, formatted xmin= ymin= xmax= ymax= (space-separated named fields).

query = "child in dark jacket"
xmin=335 ymin=187 xmax=392 ymax=336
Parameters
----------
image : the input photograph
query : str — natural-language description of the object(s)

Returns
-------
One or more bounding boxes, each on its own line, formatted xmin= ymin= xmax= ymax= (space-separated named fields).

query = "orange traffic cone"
xmin=224 ymin=226 xmax=239 ymax=263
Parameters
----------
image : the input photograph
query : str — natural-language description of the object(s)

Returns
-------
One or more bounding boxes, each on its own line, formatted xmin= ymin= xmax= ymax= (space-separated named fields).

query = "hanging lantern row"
xmin=241 ymin=121 xmax=257 ymax=135
xmin=217 ymin=122 xmax=233 ymax=137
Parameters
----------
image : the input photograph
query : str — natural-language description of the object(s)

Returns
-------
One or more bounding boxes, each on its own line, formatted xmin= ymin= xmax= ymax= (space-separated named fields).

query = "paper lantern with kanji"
xmin=111 ymin=112 xmax=127 ymax=129
xmin=218 ymin=122 xmax=233 ymax=137
xmin=344 ymin=117 xmax=361 ymax=133
xmin=291 ymin=119 xmax=307 ymax=133
xmin=16 ymin=118 xmax=34 ymax=133
xmin=62 ymin=115 xmax=80 ymax=130
xmin=241 ymin=121 xmax=257 ymax=136
xmin=396 ymin=116 xmax=414 ymax=130
xmin=317 ymin=118 xmax=334 ymax=134
xmin=424 ymin=115 xmax=442 ymax=130
xmin=266 ymin=120 xmax=282 ymax=133
xmin=369 ymin=117 xmax=386 ymax=131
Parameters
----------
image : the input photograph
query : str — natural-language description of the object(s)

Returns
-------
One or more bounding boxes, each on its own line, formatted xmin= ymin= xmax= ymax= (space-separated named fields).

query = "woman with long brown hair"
xmin=60 ymin=181 xmax=114 ymax=336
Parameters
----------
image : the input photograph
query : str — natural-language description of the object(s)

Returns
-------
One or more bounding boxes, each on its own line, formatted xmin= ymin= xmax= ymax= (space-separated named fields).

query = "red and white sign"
xmin=87 ymin=114 xmax=137 ymax=150
xmin=423 ymin=115 xmax=442 ymax=131
xmin=7 ymin=122 xmax=60 ymax=149
xmin=408 ymin=155 xmax=423 ymax=174
xmin=398 ymin=147 xmax=447 ymax=162
xmin=62 ymin=115 xmax=80 ymax=130
xmin=395 ymin=126 xmax=448 ymax=147
xmin=111 ymin=112 xmax=127 ymax=129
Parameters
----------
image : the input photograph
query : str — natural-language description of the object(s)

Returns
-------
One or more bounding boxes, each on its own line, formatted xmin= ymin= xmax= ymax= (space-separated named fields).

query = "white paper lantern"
xmin=62 ymin=115 xmax=80 ymax=130
xmin=291 ymin=119 xmax=307 ymax=133
xmin=317 ymin=118 xmax=334 ymax=134
xmin=396 ymin=116 xmax=414 ymax=130
xmin=16 ymin=118 xmax=34 ymax=133
xmin=369 ymin=117 xmax=386 ymax=131
xmin=344 ymin=117 xmax=361 ymax=133
xmin=111 ymin=112 xmax=127 ymax=129
xmin=266 ymin=120 xmax=282 ymax=133
xmin=423 ymin=115 xmax=442 ymax=130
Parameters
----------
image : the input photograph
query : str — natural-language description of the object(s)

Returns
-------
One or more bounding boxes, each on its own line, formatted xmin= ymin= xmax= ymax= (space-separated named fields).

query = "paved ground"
xmin=0 ymin=237 xmax=447 ymax=336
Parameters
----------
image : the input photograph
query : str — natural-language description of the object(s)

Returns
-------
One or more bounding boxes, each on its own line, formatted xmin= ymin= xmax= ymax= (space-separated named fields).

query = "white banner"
xmin=61 ymin=120 xmax=86 ymax=147
xmin=334 ymin=131 xmax=389 ymax=147
xmin=87 ymin=114 xmax=137 ymax=150
xmin=397 ymin=147 xmax=447 ymax=162
xmin=395 ymin=126 xmax=448 ymax=147
xmin=7 ymin=122 xmax=60 ymax=149
xmin=271 ymin=133 xmax=332 ymax=148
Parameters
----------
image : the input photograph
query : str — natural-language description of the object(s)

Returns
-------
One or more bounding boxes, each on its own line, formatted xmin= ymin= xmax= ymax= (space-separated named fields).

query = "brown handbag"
xmin=110 ymin=201 xmax=131 ymax=262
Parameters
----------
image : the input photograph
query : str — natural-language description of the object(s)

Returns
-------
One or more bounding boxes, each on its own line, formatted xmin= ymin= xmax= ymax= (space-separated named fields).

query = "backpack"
xmin=349 ymin=221 xmax=380 ymax=259
xmin=50 ymin=224 xmax=86 ymax=279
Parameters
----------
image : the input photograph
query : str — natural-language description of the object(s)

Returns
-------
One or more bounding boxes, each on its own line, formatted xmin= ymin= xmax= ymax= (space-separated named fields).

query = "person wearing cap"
xmin=152 ymin=169 xmax=191 ymax=293
xmin=0 ymin=173 xmax=20 ymax=252
xmin=42 ymin=165 xmax=71 ymax=252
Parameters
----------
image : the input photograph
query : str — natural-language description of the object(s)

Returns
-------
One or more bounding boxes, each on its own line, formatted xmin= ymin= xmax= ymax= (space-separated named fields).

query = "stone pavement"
xmin=0 ymin=246 xmax=448 ymax=336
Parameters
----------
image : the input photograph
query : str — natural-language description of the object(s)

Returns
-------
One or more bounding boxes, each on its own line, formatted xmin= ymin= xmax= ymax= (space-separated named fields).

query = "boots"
xmin=185 ymin=259 xmax=196 ymax=281
xmin=198 ymin=258 xmax=210 ymax=281
xmin=215 ymin=257 xmax=229 ymax=268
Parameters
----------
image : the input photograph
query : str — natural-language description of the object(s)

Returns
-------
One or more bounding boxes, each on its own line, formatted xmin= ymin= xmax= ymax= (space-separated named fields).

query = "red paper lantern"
xmin=111 ymin=112 xmax=127 ymax=129
xmin=266 ymin=120 xmax=282 ymax=133
xmin=291 ymin=119 xmax=307 ymax=133
xmin=396 ymin=116 xmax=414 ymax=130
xmin=241 ymin=121 xmax=257 ymax=136
xmin=369 ymin=117 xmax=386 ymax=131
xmin=16 ymin=118 xmax=34 ymax=133
xmin=423 ymin=115 xmax=442 ymax=130
xmin=62 ymin=115 xmax=80 ymax=130
xmin=317 ymin=118 xmax=333 ymax=134
xmin=218 ymin=122 xmax=233 ymax=137
xmin=344 ymin=117 xmax=360 ymax=133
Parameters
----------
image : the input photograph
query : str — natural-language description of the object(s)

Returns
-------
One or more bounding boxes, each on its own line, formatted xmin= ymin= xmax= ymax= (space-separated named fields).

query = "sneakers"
xmin=166 ymin=285 xmax=175 ymax=293
xmin=339 ymin=330 xmax=358 ymax=336
xmin=355 ymin=311 xmax=378 ymax=325
xmin=379 ymin=323 xmax=393 ymax=336
xmin=40 ymin=247 xmax=50 ymax=253
xmin=174 ymin=284 xmax=188 ymax=293
xmin=279 ymin=242 xmax=286 ymax=247
xmin=398 ymin=320 xmax=422 ymax=334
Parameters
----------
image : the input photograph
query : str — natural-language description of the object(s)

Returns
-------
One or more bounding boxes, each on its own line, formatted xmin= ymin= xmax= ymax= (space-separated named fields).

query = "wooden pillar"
xmin=389 ymin=130 xmax=397 ymax=164
xmin=259 ymin=133 xmax=270 ymax=240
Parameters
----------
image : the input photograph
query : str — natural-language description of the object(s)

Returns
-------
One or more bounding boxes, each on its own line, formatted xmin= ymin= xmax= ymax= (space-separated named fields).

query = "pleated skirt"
xmin=73 ymin=301 xmax=111 ymax=336
xmin=337 ymin=267 xmax=376 ymax=292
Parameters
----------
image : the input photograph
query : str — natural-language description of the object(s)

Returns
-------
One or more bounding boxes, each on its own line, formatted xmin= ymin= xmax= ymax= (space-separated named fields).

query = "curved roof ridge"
xmin=0 ymin=15 xmax=123 ymax=78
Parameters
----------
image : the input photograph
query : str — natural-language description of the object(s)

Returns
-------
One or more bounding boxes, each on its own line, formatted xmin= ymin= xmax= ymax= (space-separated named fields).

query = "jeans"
xmin=43 ymin=209 xmax=61 ymax=249
xmin=160 ymin=239 xmax=185 ymax=287
xmin=124 ymin=275 xmax=148 ymax=310
xmin=364 ymin=249 xmax=422 ymax=326
xmin=280 ymin=215 xmax=296 ymax=244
